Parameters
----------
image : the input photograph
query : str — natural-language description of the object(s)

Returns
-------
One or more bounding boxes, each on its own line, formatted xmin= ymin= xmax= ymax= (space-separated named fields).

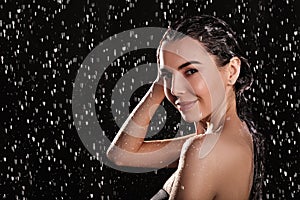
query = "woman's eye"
xmin=185 ymin=69 xmax=198 ymax=75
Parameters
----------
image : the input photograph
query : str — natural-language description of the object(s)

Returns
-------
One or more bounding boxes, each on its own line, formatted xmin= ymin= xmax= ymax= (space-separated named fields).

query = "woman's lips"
xmin=176 ymin=100 xmax=198 ymax=112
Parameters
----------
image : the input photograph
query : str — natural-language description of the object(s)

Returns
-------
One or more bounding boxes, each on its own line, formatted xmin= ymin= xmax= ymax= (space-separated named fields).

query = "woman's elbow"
xmin=106 ymin=148 xmax=127 ymax=166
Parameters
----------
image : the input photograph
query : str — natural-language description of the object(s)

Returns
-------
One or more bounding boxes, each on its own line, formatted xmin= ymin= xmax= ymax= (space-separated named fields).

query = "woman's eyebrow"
xmin=178 ymin=61 xmax=201 ymax=70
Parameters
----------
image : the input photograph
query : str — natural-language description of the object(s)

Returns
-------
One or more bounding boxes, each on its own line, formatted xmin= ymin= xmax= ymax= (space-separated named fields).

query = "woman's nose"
xmin=170 ymin=73 xmax=186 ymax=96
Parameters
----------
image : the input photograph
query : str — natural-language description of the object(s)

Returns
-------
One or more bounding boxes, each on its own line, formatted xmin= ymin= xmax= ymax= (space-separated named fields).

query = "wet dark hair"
xmin=158 ymin=15 xmax=265 ymax=199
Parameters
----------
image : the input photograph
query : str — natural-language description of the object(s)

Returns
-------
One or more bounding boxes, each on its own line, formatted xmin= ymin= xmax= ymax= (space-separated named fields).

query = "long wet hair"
xmin=158 ymin=15 xmax=265 ymax=199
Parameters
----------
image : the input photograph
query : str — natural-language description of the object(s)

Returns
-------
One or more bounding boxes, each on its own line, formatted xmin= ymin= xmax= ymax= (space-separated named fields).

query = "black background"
xmin=0 ymin=0 xmax=299 ymax=199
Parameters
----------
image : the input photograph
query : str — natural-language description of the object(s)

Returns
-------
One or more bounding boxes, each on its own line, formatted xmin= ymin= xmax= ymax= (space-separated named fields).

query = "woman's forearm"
xmin=106 ymin=82 xmax=196 ymax=168
xmin=106 ymin=83 xmax=165 ymax=159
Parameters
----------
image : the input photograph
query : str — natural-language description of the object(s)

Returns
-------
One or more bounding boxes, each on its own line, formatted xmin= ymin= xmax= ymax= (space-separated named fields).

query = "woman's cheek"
xmin=188 ymin=78 xmax=207 ymax=96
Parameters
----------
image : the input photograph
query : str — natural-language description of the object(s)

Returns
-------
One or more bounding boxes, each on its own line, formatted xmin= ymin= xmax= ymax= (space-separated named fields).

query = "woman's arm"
xmin=106 ymin=82 xmax=195 ymax=168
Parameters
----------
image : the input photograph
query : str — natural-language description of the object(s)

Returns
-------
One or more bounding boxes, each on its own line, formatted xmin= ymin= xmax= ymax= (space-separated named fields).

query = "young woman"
xmin=107 ymin=15 xmax=264 ymax=200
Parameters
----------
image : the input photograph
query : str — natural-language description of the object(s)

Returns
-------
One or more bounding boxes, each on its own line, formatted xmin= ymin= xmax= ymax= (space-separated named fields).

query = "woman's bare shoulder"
xmin=179 ymin=129 xmax=252 ymax=158
xmin=177 ymin=131 xmax=253 ymax=186
xmin=171 ymin=134 xmax=220 ymax=199
xmin=173 ymin=132 xmax=253 ymax=199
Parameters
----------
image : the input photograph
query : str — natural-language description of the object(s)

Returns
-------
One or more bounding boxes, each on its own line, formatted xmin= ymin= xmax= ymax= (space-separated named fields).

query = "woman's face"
xmin=159 ymin=37 xmax=227 ymax=123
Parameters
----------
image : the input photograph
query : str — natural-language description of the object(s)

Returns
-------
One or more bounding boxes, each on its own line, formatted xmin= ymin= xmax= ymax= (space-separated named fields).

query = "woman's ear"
xmin=228 ymin=57 xmax=241 ymax=85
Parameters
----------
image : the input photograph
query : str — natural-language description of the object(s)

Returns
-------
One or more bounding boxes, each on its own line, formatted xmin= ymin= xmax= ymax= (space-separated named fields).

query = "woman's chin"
xmin=181 ymin=112 xmax=203 ymax=123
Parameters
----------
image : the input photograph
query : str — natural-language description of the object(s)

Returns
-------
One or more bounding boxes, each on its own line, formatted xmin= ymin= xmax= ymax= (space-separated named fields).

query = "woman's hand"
xmin=154 ymin=69 xmax=164 ymax=86
xmin=149 ymin=71 xmax=165 ymax=102
xmin=163 ymin=172 xmax=177 ymax=194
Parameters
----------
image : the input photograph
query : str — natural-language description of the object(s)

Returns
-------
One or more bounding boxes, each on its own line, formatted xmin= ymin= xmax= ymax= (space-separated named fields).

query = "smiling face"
xmin=159 ymin=37 xmax=227 ymax=123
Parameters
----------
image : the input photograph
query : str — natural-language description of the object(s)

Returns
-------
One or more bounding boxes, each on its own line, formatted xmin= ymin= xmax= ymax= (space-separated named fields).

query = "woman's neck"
xmin=195 ymin=91 xmax=242 ymax=135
